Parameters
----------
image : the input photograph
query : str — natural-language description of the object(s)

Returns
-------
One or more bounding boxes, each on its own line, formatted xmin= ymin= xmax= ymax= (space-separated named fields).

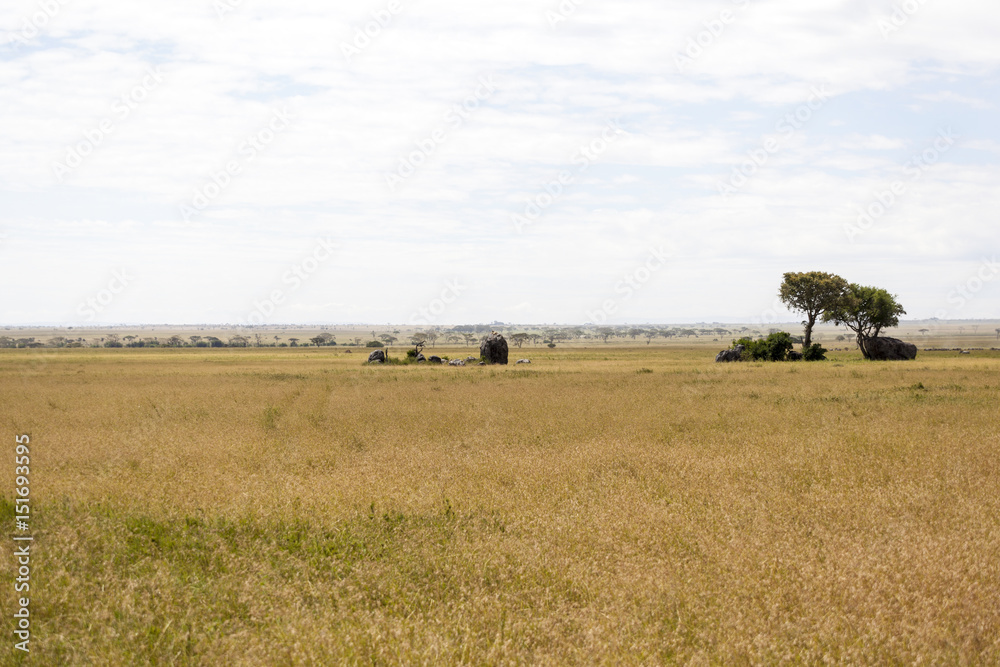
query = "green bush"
xmin=803 ymin=343 xmax=827 ymax=361
xmin=365 ymin=341 xmax=384 ymax=348
xmin=732 ymin=332 xmax=794 ymax=362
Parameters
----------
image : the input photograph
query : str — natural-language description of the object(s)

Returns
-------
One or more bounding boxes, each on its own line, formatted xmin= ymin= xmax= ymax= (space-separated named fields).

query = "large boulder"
xmin=480 ymin=332 xmax=509 ymax=365
xmin=367 ymin=349 xmax=386 ymax=364
xmin=787 ymin=350 xmax=803 ymax=361
xmin=861 ymin=337 xmax=917 ymax=361
xmin=428 ymin=355 xmax=443 ymax=364
xmin=715 ymin=344 xmax=744 ymax=363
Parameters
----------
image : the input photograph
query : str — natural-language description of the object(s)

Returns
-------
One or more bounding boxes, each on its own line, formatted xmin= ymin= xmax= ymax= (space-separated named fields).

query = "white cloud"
xmin=1 ymin=1 xmax=999 ymax=323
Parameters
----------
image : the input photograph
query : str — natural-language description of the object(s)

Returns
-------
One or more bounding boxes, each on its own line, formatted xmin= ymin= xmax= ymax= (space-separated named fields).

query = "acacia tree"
xmin=823 ymin=284 xmax=906 ymax=360
xmin=778 ymin=271 xmax=848 ymax=349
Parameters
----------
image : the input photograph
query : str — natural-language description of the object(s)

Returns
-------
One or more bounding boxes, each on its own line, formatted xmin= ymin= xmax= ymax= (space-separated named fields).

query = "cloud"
xmin=1 ymin=1 xmax=999 ymax=323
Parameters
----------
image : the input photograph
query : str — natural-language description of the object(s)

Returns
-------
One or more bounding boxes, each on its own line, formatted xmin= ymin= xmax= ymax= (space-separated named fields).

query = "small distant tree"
xmin=510 ymin=333 xmax=529 ymax=348
xmin=778 ymin=271 xmax=849 ymax=349
xmin=425 ymin=331 xmax=440 ymax=347
xmin=919 ymin=329 xmax=929 ymax=336
xmin=996 ymin=328 xmax=1000 ymax=340
xmin=824 ymin=284 xmax=906 ymax=360
xmin=379 ymin=334 xmax=398 ymax=345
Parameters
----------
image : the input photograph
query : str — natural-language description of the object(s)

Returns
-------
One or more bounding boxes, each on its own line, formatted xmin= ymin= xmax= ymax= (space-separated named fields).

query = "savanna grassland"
xmin=2 ymin=345 xmax=999 ymax=665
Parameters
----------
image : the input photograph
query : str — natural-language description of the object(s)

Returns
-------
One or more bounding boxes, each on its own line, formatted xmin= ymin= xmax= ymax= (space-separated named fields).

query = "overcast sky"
xmin=1 ymin=0 xmax=998 ymax=326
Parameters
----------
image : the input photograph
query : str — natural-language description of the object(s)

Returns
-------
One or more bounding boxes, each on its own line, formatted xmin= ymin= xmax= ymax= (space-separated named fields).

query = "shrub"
xmin=732 ymin=332 xmax=794 ymax=362
xmin=803 ymin=343 xmax=827 ymax=361
xmin=365 ymin=341 xmax=384 ymax=348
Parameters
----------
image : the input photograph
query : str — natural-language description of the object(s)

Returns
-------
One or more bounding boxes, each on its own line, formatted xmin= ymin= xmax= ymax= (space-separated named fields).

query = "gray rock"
xmin=416 ymin=353 xmax=426 ymax=362
xmin=449 ymin=359 xmax=465 ymax=366
xmin=480 ymin=331 xmax=509 ymax=365
xmin=516 ymin=359 xmax=531 ymax=364
xmin=860 ymin=337 xmax=917 ymax=361
xmin=428 ymin=355 xmax=443 ymax=364
xmin=715 ymin=344 xmax=745 ymax=363
xmin=788 ymin=350 xmax=803 ymax=361
xmin=367 ymin=350 xmax=386 ymax=364
xmin=466 ymin=356 xmax=477 ymax=362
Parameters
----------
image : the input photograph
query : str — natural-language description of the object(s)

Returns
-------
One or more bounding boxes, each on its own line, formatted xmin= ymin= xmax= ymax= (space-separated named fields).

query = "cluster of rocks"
xmin=366 ymin=333 xmax=522 ymax=367
xmin=416 ymin=354 xmax=444 ymax=364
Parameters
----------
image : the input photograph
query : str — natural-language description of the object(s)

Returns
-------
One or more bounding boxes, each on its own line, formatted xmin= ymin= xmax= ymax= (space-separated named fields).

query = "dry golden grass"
xmin=2 ymin=346 xmax=999 ymax=665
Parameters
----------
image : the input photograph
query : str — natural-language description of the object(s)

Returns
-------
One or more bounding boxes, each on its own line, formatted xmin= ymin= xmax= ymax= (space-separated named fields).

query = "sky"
xmin=1 ymin=0 xmax=998 ymax=326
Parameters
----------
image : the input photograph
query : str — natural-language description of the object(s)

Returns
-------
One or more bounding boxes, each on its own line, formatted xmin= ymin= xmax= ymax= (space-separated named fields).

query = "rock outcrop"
xmin=860 ymin=337 xmax=917 ymax=361
xmin=480 ymin=332 xmax=509 ymax=365
xmin=715 ymin=344 xmax=745 ymax=363
xmin=367 ymin=350 xmax=386 ymax=364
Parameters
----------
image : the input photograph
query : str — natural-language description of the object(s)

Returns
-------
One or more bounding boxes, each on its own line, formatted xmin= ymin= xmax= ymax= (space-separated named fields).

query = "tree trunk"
xmin=803 ymin=314 xmax=817 ymax=349
xmin=857 ymin=334 xmax=873 ymax=360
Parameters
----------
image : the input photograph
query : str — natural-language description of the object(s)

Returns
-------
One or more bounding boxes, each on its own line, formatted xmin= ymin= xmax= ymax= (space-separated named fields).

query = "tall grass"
xmin=2 ymin=347 xmax=999 ymax=664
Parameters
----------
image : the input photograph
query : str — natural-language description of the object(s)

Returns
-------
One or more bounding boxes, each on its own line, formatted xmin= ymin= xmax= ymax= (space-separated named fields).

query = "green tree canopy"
xmin=778 ymin=271 xmax=848 ymax=348
xmin=823 ymin=283 xmax=906 ymax=359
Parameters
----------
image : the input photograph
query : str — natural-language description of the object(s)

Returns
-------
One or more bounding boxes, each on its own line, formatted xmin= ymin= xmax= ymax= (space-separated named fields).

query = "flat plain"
xmin=2 ymin=345 xmax=999 ymax=664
